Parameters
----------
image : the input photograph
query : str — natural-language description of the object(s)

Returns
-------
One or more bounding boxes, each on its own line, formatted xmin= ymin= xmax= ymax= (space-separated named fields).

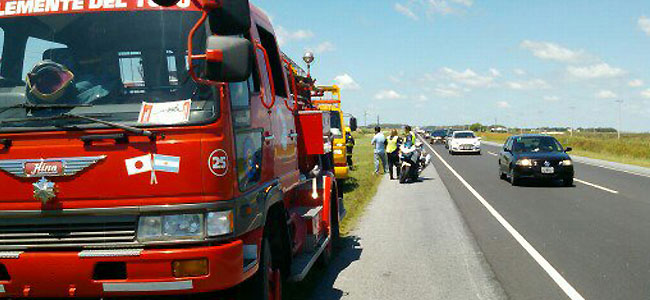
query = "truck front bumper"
xmin=0 ymin=240 xmax=255 ymax=298
xmin=334 ymin=166 xmax=349 ymax=179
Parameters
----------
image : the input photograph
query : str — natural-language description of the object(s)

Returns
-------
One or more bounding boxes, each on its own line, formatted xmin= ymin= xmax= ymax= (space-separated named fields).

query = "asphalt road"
xmin=306 ymin=157 xmax=506 ymax=300
xmin=423 ymin=139 xmax=650 ymax=300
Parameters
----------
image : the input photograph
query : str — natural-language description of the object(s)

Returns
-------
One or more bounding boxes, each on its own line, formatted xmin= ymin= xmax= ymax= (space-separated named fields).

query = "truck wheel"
xmin=318 ymin=191 xmax=339 ymax=268
xmin=239 ymin=237 xmax=282 ymax=300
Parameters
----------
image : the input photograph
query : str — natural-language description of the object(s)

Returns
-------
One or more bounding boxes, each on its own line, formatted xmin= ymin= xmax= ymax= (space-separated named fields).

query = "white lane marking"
xmin=574 ymin=178 xmax=619 ymax=194
xmin=487 ymin=151 xmax=498 ymax=156
xmin=419 ymin=136 xmax=586 ymax=300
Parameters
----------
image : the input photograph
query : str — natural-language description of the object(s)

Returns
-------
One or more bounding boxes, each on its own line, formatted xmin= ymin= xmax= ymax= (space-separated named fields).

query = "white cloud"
xmin=595 ymin=90 xmax=617 ymax=99
xmin=489 ymin=68 xmax=501 ymax=77
xmin=333 ymin=74 xmax=360 ymax=90
xmin=642 ymin=89 xmax=650 ymax=99
xmin=309 ymin=41 xmax=336 ymax=54
xmin=440 ymin=67 xmax=496 ymax=87
xmin=374 ymin=89 xmax=404 ymax=100
xmin=417 ymin=94 xmax=429 ymax=102
xmin=567 ymin=63 xmax=625 ymax=79
xmin=506 ymin=79 xmax=550 ymax=90
xmin=513 ymin=68 xmax=526 ymax=76
xmin=544 ymin=96 xmax=560 ymax=102
xmin=450 ymin=0 xmax=473 ymax=6
xmin=520 ymin=40 xmax=587 ymax=63
xmin=639 ymin=16 xmax=650 ymax=36
xmin=497 ymin=101 xmax=510 ymax=108
xmin=434 ymin=87 xmax=462 ymax=98
xmin=275 ymin=26 xmax=314 ymax=46
xmin=394 ymin=3 xmax=418 ymax=20
xmin=629 ymin=79 xmax=644 ymax=87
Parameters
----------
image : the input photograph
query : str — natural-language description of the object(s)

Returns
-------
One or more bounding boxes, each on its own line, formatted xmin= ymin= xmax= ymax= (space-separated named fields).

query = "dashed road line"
xmin=574 ymin=178 xmax=619 ymax=194
xmin=487 ymin=151 xmax=498 ymax=156
xmin=419 ymin=136 xmax=586 ymax=300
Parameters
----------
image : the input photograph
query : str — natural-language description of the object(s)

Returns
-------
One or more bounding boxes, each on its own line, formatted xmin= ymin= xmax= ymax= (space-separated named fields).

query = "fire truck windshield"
xmin=0 ymin=10 xmax=220 ymax=132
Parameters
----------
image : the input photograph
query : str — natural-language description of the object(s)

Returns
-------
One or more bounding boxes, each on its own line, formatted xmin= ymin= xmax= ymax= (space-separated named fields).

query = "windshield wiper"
xmin=0 ymin=112 xmax=161 ymax=141
xmin=0 ymin=103 xmax=93 ymax=115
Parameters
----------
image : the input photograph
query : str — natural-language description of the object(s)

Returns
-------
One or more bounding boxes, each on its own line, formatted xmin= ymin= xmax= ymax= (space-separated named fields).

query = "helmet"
xmin=26 ymin=60 xmax=75 ymax=103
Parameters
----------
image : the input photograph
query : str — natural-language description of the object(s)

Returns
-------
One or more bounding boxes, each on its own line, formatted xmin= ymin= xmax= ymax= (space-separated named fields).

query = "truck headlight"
xmin=207 ymin=211 xmax=234 ymax=237
xmin=559 ymin=159 xmax=573 ymax=166
xmin=333 ymin=149 xmax=343 ymax=155
xmin=138 ymin=214 xmax=204 ymax=241
xmin=516 ymin=159 xmax=533 ymax=167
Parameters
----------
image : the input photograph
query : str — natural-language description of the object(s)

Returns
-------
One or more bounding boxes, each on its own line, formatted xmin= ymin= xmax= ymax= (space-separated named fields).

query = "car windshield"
xmin=0 ymin=10 xmax=218 ymax=132
xmin=433 ymin=130 xmax=447 ymax=136
xmin=454 ymin=132 xmax=475 ymax=139
xmin=512 ymin=136 xmax=564 ymax=153
xmin=329 ymin=111 xmax=343 ymax=138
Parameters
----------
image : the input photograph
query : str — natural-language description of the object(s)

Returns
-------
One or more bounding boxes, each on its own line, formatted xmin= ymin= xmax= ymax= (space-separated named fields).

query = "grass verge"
xmin=339 ymin=131 xmax=383 ymax=235
xmin=478 ymin=132 xmax=650 ymax=168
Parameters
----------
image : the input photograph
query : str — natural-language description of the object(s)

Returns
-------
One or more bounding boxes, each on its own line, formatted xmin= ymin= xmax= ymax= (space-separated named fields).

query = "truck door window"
xmin=230 ymin=79 xmax=251 ymax=128
xmin=256 ymin=26 xmax=287 ymax=98
xmin=0 ymin=28 xmax=4 ymax=70
xmin=230 ymin=76 xmax=263 ymax=191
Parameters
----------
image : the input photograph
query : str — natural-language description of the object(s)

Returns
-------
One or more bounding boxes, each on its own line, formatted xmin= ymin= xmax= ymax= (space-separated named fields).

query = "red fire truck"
xmin=0 ymin=0 xmax=347 ymax=298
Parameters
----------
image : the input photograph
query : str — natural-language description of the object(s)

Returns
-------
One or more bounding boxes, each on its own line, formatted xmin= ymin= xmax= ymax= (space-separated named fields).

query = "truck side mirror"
xmin=205 ymin=36 xmax=253 ymax=82
xmin=565 ymin=147 xmax=573 ymax=152
xmin=349 ymin=117 xmax=358 ymax=132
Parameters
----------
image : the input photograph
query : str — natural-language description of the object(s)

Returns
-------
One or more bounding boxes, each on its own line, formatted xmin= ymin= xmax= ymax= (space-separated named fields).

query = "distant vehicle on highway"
xmin=444 ymin=129 xmax=456 ymax=149
xmin=498 ymin=134 xmax=574 ymax=186
xmin=431 ymin=129 xmax=448 ymax=144
xmin=448 ymin=131 xmax=481 ymax=155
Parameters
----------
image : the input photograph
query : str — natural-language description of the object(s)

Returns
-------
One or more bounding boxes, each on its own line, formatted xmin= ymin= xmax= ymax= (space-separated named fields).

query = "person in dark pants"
xmin=386 ymin=129 xmax=402 ymax=180
xmin=345 ymin=127 xmax=355 ymax=169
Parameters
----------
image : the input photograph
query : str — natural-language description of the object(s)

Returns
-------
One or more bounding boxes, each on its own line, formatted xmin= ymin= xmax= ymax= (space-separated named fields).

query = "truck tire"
xmin=318 ymin=190 xmax=339 ymax=268
xmin=238 ymin=237 xmax=282 ymax=300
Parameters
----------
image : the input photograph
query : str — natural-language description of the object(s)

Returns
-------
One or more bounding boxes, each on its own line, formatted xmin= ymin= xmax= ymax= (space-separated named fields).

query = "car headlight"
xmin=516 ymin=159 xmax=533 ymax=167
xmin=207 ymin=211 xmax=234 ymax=237
xmin=559 ymin=159 xmax=573 ymax=166
xmin=138 ymin=213 xmax=205 ymax=241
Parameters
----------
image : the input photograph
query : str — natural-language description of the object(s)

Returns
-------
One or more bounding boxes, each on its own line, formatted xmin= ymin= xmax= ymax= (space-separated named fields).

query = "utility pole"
xmin=376 ymin=115 xmax=379 ymax=126
xmin=615 ymin=100 xmax=623 ymax=140
xmin=363 ymin=111 xmax=368 ymax=127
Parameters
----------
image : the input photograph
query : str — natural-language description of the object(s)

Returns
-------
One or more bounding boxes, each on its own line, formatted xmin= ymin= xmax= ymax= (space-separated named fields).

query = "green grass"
xmin=478 ymin=132 xmax=650 ymax=168
xmin=339 ymin=131 xmax=383 ymax=235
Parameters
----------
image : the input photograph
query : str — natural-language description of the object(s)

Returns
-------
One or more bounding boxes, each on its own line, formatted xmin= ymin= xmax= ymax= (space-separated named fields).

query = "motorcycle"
xmin=399 ymin=142 xmax=432 ymax=184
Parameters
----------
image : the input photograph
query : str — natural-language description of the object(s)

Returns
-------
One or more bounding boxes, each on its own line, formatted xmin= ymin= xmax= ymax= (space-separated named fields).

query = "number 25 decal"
xmin=208 ymin=149 xmax=228 ymax=177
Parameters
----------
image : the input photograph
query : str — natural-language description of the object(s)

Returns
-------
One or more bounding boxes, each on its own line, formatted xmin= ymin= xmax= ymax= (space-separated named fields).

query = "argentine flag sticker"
xmin=153 ymin=154 xmax=181 ymax=173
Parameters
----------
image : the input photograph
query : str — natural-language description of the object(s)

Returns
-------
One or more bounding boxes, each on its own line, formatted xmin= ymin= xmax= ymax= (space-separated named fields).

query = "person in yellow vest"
xmin=386 ymin=129 xmax=402 ymax=180
xmin=345 ymin=127 xmax=355 ymax=169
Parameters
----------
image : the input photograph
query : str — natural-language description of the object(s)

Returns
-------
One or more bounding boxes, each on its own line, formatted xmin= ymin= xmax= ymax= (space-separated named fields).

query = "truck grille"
xmin=0 ymin=215 xmax=138 ymax=250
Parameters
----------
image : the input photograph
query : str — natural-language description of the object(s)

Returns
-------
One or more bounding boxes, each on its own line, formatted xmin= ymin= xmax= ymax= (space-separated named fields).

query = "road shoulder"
xmin=309 ymin=161 xmax=506 ymax=299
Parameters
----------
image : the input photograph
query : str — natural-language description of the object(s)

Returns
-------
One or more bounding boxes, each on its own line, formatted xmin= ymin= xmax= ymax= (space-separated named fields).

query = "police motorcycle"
xmin=399 ymin=141 xmax=432 ymax=184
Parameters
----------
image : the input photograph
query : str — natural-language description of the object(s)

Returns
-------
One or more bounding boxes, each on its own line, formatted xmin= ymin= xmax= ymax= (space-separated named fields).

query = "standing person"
xmin=345 ymin=127 xmax=355 ymax=169
xmin=386 ymin=129 xmax=402 ymax=180
xmin=404 ymin=125 xmax=417 ymax=148
xmin=370 ymin=126 xmax=387 ymax=175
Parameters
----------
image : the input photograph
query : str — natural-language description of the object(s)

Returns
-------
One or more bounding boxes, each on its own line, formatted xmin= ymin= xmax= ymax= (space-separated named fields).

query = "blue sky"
xmin=253 ymin=0 xmax=650 ymax=132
